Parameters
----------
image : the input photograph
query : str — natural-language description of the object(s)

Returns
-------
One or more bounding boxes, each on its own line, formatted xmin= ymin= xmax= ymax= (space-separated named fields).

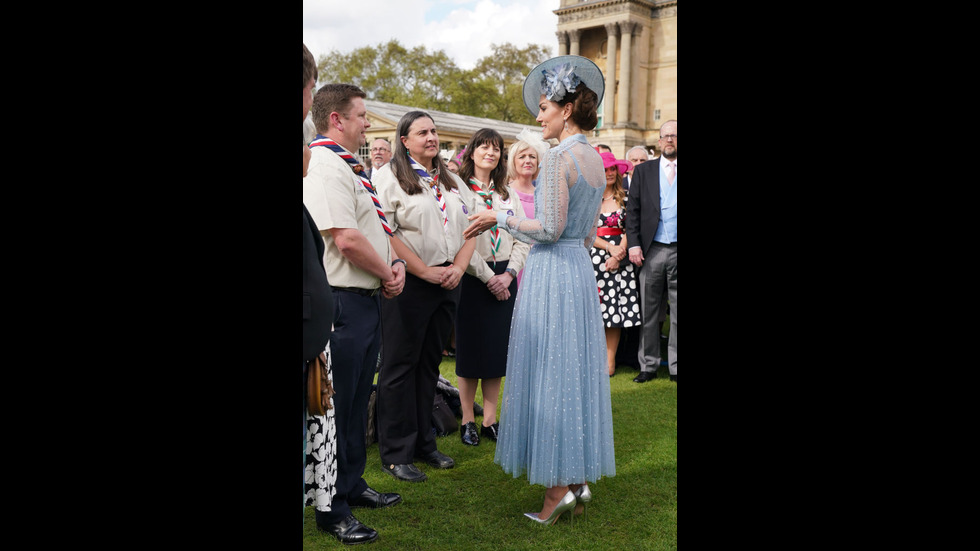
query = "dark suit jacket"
xmin=303 ymin=204 xmax=334 ymax=362
xmin=625 ymin=158 xmax=663 ymax=256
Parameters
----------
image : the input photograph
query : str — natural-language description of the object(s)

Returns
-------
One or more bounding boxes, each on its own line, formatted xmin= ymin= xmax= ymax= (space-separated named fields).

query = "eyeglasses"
xmin=371 ymin=147 xmax=390 ymax=153
xmin=660 ymin=134 xmax=677 ymax=141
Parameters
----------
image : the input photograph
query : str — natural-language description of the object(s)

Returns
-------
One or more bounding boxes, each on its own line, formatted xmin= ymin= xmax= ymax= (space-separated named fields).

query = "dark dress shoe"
xmin=317 ymin=514 xmax=379 ymax=545
xmin=416 ymin=449 xmax=455 ymax=469
xmin=382 ymin=463 xmax=427 ymax=482
xmin=480 ymin=422 xmax=499 ymax=441
xmin=461 ymin=421 xmax=479 ymax=446
xmin=669 ymin=374 xmax=676 ymax=382
xmin=633 ymin=371 xmax=657 ymax=383
xmin=349 ymin=486 xmax=402 ymax=509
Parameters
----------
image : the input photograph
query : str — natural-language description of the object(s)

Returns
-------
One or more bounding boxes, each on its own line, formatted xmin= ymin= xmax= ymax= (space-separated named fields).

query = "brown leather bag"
xmin=307 ymin=351 xmax=334 ymax=416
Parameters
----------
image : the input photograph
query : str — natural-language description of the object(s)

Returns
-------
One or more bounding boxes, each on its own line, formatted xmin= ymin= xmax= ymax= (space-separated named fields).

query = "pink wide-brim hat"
xmin=600 ymin=152 xmax=632 ymax=175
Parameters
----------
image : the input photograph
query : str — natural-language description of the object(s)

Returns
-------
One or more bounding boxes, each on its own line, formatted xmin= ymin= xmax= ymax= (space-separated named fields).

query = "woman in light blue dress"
xmin=464 ymin=55 xmax=615 ymax=526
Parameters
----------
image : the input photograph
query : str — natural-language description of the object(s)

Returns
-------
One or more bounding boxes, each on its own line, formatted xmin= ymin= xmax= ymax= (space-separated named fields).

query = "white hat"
xmin=514 ymin=128 xmax=551 ymax=160
xmin=522 ymin=55 xmax=605 ymax=118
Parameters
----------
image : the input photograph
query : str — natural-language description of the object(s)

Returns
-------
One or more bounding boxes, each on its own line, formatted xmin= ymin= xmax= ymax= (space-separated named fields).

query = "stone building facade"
xmin=305 ymin=1 xmax=676 ymax=162
xmin=555 ymin=0 xmax=677 ymax=158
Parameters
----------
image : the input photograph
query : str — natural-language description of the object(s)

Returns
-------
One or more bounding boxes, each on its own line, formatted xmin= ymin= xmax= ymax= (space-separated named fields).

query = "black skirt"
xmin=454 ymin=260 xmax=517 ymax=379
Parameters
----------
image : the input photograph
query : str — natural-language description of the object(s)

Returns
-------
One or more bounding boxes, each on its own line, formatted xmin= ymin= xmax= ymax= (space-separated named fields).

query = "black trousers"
xmin=377 ymin=273 xmax=460 ymax=464
xmin=319 ymin=289 xmax=382 ymax=524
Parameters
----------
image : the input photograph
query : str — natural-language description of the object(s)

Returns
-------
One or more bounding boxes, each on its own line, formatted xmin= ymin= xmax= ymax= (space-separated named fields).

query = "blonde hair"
xmin=507 ymin=140 xmax=541 ymax=182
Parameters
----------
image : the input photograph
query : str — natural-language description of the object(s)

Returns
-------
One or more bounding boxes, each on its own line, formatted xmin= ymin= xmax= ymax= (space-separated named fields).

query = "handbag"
xmin=307 ymin=351 xmax=334 ymax=416
xmin=431 ymin=393 xmax=458 ymax=436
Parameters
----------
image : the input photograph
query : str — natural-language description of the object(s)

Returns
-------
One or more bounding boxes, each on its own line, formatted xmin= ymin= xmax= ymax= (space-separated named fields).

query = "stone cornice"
xmin=555 ymin=0 xmax=676 ymax=24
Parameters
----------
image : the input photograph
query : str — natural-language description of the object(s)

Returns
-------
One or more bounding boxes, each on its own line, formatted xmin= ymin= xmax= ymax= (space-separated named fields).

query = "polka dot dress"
xmin=591 ymin=204 xmax=641 ymax=328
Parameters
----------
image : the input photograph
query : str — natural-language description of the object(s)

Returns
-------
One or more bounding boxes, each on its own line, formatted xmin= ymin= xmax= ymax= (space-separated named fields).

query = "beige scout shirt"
xmin=303 ymin=145 xmax=392 ymax=290
xmin=373 ymin=164 xmax=473 ymax=267
xmin=459 ymin=178 xmax=530 ymax=283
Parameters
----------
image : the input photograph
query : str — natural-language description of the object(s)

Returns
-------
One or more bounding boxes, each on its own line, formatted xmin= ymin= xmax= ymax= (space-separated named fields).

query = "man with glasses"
xmin=625 ymin=120 xmax=677 ymax=383
xmin=367 ymin=138 xmax=392 ymax=180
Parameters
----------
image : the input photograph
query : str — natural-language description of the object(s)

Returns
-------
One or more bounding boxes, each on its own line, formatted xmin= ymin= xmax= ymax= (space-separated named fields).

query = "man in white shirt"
xmin=367 ymin=138 xmax=392 ymax=180
xmin=625 ymin=120 xmax=677 ymax=383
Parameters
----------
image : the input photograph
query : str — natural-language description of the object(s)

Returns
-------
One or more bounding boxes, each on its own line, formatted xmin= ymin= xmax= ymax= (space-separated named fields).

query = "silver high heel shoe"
xmin=572 ymin=485 xmax=592 ymax=519
xmin=524 ymin=490 xmax=577 ymax=526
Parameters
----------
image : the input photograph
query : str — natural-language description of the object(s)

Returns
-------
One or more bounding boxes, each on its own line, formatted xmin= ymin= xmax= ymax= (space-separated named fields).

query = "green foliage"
xmin=304 ymin=357 xmax=677 ymax=550
xmin=315 ymin=40 xmax=552 ymax=124
xmin=472 ymin=43 xmax=552 ymax=125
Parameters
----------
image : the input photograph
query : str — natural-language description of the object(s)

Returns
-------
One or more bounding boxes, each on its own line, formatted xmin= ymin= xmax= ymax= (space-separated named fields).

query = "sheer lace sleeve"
xmin=496 ymin=148 xmax=572 ymax=245
xmin=585 ymin=202 xmax=600 ymax=249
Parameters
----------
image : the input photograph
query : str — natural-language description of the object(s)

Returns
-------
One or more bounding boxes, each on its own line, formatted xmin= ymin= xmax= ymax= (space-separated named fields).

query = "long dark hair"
xmin=389 ymin=111 xmax=456 ymax=195
xmin=609 ymin=170 xmax=627 ymax=208
xmin=458 ymin=128 xmax=510 ymax=202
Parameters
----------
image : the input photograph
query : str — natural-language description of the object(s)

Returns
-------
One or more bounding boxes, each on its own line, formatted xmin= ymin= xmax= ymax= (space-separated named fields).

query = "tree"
xmin=470 ymin=43 xmax=552 ymax=125
xmin=316 ymin=40 xmax=551 ymax=124
xmin=316 ymin=39 xmax=463 ymax=109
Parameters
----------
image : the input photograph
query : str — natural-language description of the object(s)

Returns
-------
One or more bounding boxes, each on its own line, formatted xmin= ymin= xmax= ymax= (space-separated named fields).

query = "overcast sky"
xmin=303 ymin=0 xmax=560 ymax=70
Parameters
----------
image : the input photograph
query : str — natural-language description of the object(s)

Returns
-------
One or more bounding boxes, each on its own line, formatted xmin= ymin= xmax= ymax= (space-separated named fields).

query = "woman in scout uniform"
xmin=454 ymin=128 xmax=530 ymax=447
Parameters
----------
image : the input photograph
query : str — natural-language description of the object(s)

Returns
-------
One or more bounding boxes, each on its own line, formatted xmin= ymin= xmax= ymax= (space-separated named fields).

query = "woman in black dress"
xmin=590 ymin=152 xmax=642 ymax=376
xmin=454 ymin=128 xmax=530 ymax=446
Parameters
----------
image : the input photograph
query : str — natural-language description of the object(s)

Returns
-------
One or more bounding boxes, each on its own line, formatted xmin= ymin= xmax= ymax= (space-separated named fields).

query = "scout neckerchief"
xmin=309 ymin=135 xmax=393 ymax=236
xmin=468 ymin=178 xmax=500 ymax=264
xmin=407 ymin=154 xmax=447 ymax=231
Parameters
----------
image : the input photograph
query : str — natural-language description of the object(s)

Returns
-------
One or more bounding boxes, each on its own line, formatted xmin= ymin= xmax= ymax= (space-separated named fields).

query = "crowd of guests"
xmin=302 ymin=44 xmax=677 ymax=544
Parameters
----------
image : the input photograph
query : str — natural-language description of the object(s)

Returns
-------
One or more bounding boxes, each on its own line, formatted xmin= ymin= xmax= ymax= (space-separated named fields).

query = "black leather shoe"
xmin=416 ymin=449 xmax=455 ymax=469
xmin=461 ymin=421 xmax=479 ymax=446
xmin=349 ymin=486 xmax=402 ymax=509
xmin=381 ymin=463 xmax=427 ymax=482
xmin=317 ymin=514 xmax=379 ymax=545
xmin=480 ymin=422 xmax=499 ymax=441
xmin=669 ymin=374 xmax=676 ymax=382
xmin=633 ymin=371 xmax=657 ymax=383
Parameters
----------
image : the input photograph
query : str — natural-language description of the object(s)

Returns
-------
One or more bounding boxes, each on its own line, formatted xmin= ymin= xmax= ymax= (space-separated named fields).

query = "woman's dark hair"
xmin=557 ymin=84 xmax=599 ymax=132
xmin=458 ymin=128 xmax=510 ymax=202
xmin=390 ymin=111 xmax=457 ymax=195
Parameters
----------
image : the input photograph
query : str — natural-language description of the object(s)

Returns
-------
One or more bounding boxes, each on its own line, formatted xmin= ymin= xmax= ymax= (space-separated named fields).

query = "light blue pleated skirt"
xmin=493 ymin=239 xmax=616 ymax=487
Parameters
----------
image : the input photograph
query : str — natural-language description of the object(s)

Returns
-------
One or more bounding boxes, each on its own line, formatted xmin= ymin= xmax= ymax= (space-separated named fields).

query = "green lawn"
xmin=304 ymin=354 xmax=677 ymax=550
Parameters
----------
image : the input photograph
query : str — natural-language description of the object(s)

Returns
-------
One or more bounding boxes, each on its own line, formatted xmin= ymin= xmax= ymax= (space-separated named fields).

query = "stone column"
xmin=568 ymin=28 xmax=581 ymax=56
xmin=556 ymin=31 xmax=569 ymax=56
xmin=603 ymin=23 xmax=618 ymax=127
xmin=617 ymin=21 xmax=636 ymax=125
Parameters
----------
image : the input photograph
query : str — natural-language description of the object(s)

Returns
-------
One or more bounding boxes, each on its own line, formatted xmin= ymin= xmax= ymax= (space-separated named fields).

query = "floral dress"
xmin=590 ymin=201 xmax=641 ymax=328
xmin=305 ymin=345 xmax=337 ymax=511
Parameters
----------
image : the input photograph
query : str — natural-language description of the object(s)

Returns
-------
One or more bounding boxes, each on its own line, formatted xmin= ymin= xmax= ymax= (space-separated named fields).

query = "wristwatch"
xmin=391 ymin=259 xmax=407 ymax=268
xmin=505 ymin=268 xmax=518 ymax=278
